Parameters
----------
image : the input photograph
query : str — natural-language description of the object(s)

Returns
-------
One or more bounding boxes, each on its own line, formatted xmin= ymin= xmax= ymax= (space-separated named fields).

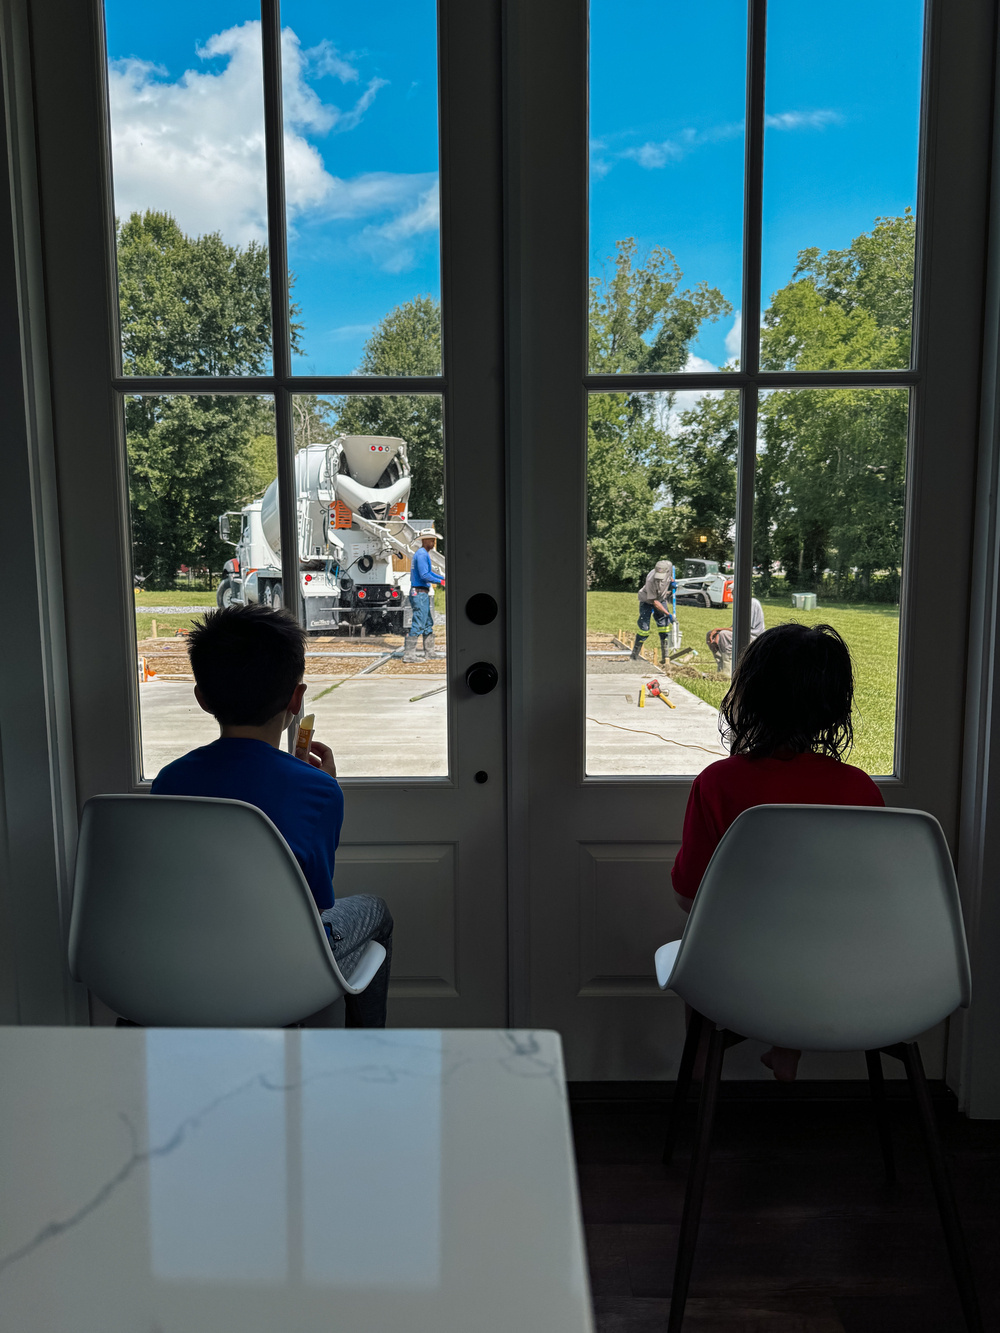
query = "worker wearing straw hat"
xmin=403 ymin=528 xmax=445 ymax=663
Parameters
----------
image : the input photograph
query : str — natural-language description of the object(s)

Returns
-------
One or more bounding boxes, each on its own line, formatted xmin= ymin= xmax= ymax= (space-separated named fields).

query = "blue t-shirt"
xmin=151 ymin=738 xmax=344 ymax=912
xmin=411 ymin=545 xmax=444 ymax=588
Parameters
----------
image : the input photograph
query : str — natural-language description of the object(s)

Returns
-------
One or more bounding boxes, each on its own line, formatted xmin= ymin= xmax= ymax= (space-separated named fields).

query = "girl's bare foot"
xmin=761 ymin=1046 xmax=801 ymax=1082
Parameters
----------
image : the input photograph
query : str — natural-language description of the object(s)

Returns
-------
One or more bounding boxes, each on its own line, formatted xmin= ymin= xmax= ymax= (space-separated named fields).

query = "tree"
xmin=293 ymin=394 xmax=338 ymax=451
xmin=666 ymin=391 xmax=740 ymax=564
xmin=587 ymin=241 xmax=731 ymax=587
xmin=334 ymin=296 xmax=444 ymax=535
xmin=118 ymin=211 xmax=295 ymax=586
xmin=754 ymin=213 xmax=914 ymax=597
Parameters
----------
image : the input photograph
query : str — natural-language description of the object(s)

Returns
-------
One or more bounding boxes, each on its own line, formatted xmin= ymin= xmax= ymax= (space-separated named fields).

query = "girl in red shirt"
xmin=671 ymin=622 xmax=884 ymax=1081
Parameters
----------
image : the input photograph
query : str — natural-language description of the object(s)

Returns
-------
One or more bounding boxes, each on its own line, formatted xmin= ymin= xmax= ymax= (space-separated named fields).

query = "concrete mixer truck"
xmin=216 ymin=434 xmax=444 ymax=634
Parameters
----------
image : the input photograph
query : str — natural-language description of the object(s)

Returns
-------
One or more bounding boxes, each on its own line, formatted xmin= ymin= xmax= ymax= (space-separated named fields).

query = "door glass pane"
xmin=104 ymin=4 xmax=273 ymax=374
xmin=586 ymin=389 xmax=739 ymax=776
xmin=753 ymin=388 xmax=907 ymax=776
xmin=589 ymin=0 xmax=746 ymax=373
xmin=289 ymin=392 xmax=446 ymax=779
xmin=761 ymin=0 xmax=924 ymax=371
xmin=129 ymin=394 xmax=277 ymax=780
xmin=281 ymin=0 xmax=441 ymax=376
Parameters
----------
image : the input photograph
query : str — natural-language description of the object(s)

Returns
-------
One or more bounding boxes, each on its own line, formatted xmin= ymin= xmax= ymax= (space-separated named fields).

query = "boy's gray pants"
xmin=320 ymin=894 xmax=394 ymax=1028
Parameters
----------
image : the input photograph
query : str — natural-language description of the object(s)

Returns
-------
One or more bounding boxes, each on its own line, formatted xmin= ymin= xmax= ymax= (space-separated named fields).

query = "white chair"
xmin=69 ymin=794 xmax=386 ymax=1027
xmin=654 ymin=804 xmax=981 ymax=1333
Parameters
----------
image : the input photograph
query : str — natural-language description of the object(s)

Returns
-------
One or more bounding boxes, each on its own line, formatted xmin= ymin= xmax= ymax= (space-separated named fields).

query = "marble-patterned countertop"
xmin=0 ymin=1027 xmax=593 ymax=1332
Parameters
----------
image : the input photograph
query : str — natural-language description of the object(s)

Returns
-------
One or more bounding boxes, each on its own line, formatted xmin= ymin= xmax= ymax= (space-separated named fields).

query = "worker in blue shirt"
xmin=403 ymin=527 xmax=445 ymax=662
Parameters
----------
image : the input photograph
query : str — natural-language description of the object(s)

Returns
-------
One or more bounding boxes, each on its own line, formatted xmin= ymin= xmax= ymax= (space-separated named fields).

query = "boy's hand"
xmin=308 ymin=739 xmax=337 ymax=779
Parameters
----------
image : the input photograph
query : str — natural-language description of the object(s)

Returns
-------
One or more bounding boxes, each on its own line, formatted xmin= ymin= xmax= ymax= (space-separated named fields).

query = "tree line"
xmin=121 ymin=209 xmax=912 ymax=600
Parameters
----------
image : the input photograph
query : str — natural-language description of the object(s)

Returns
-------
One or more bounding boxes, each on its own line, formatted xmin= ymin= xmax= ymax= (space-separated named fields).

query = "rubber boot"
xmin=402 ymin=634 xmax=420 ymax=663
xmin=630 ymin=634 xmax=645 ymax=661
xmin=717 ymin=649 xmax=732 ymax=678
xmin=422 ymin=632 xmax=436 ymax=658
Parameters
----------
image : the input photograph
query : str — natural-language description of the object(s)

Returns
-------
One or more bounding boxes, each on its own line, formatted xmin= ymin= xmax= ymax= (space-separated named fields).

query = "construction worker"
xmin=403 ymin=528 xmax=445 ymax=662
xmin=706 ymin=596 xmax=766 ymax=676
xmin=631 ymin=558 xmax=675 ymax=664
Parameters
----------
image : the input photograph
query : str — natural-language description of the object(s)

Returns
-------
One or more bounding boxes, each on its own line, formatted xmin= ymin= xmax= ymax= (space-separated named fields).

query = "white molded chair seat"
xmin=657 ymin=804 xmax=971 ymax=1051
xmin=652 ymin=804 xmax=980 ymax=1333
xmin=69 ymin=794 xmax=385 ymax=1027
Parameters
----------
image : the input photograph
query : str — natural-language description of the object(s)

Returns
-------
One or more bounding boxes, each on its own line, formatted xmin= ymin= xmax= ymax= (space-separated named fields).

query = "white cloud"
xmin=613 ymin=109 xmax=841 ymax=174
xmin=765 ymin=109 xmax=843 ymax=131
xmin=621 ymin=122 xmax=741 ymax=170
xmin=359 ymin=183 xmax=440 ymax=272
xmin=107 ymin=20 xmax=415 ymax=254
xmin=303 ymin=38 xmax=360 ymax=84
xmin=324 ymin=322 xmax=375 ymax=341
xmin=725 ymin=312 xmax=742 ymax=363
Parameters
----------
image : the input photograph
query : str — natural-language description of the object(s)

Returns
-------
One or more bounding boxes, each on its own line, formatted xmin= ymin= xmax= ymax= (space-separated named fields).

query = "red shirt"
xmin=671 ymin=752 xmax=885 ymax=900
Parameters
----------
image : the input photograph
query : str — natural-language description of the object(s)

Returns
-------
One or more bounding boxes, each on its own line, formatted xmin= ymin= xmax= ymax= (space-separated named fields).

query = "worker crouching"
xmin=706 ymin=596 xmax=766 ymax=676
xmin=403 ymin=528 xmax=445 ymax=662
xmin=631 ymin=559 xmax=675 ymax=665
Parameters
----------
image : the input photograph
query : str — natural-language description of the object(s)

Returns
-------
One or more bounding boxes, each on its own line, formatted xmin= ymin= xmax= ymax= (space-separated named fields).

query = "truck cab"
xmin=216 ymin=502 xmax=280 ymax=609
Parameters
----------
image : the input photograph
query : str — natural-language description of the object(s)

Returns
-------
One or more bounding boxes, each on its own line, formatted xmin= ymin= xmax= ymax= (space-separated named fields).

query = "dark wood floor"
xmin=570 ymin=1082 xmax=1000 ymax=1333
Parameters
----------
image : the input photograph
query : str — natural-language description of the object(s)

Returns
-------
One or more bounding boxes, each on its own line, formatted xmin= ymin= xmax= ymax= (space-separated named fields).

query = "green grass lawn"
xmin=134 ymin=589 xmax=217 ymax=606
xmin=134 ymin=611 xmax=208 ymax=641
xmin=587 ymin=592 xmax=900 ymax=776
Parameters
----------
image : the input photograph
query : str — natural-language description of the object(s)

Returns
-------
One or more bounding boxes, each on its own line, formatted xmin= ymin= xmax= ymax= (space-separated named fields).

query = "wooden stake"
xmin=151 ymin=619 xmax=158 ymax=639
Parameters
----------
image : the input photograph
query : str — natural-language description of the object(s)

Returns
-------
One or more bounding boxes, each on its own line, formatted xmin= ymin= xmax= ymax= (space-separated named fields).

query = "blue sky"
xmin=104 ymin=0 xmax=923 ymax=376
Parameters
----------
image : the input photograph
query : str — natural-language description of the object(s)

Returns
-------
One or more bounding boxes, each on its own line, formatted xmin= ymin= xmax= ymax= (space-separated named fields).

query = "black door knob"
xmin=466 ymin=661 xmax=499 ymax=694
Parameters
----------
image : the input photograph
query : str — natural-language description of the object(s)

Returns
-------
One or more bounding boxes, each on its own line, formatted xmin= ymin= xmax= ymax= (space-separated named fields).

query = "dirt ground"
xmin=136 ymin=631 xmax=447 ymax=681
xmin=585 ymin=630 xmax=724 ymax=689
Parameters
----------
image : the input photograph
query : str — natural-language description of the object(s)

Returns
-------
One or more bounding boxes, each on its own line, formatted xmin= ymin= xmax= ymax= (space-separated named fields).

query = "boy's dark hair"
xmin=720 ymin=622 xmax=855 ymax=759
xmin=187 ymin=605 xmax=306 ymax=726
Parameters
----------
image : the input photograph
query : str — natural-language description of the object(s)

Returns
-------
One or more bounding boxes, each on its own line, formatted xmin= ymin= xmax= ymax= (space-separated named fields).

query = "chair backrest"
xmin=69 ymin=794 xmax=346 ymax=1026
xmin=668 ymin=805 xmax=971 ymax=1052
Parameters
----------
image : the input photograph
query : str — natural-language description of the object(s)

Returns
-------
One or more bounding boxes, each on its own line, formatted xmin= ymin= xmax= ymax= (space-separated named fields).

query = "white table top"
xmin=0 ymin=1027 xmax=593 ymax=1333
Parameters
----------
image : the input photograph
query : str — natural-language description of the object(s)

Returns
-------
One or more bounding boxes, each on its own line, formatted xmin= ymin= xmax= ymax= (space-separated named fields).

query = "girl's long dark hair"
xmin=720 ymin=622 xmax=855 ymax=759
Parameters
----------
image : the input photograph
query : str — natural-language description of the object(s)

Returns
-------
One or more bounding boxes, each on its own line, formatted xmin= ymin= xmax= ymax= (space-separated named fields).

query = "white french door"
xmin=507 ymin=0 xmax=995 ymax=1079
xmin=25 ymin=0 xmax=508 ymax=1027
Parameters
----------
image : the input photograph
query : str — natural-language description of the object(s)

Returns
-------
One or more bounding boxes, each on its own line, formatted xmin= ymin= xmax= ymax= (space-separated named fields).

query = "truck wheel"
xmin=266 ymin=583 xmax=283 ymax=611
xmin=217 ymin=577 xmax=233 ymax=609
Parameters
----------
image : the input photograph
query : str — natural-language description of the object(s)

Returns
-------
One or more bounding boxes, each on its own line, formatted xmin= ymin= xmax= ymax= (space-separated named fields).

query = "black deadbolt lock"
xmin=465 ymin=593 xmax=498 ymax=625
xmin=466 ymin=661 xmax=499 ymax=695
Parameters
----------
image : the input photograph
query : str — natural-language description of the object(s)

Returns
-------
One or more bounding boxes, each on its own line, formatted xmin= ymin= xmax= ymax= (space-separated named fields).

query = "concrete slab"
xmin=138 ymin=668 xmax=724 ymax=781
xmin=308 ymin=676 xmax=447 ymax=778
xmin=138 ymin=675 xmax=448 ymax=781
xmin=585 ymin=673 xmax=726 ymax=776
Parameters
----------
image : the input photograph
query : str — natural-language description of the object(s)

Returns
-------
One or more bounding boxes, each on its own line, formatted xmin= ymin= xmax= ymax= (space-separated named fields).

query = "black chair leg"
xmin=667 ymin=1020 xmax=726 ymax=1333
xmin=865 ymin=1048 xmax=896 ymax=1182
xmin=884 ymin=1041 xmax=984 ymax=1333
xmin=663 ymin=1008 xmax=705 ymax=1165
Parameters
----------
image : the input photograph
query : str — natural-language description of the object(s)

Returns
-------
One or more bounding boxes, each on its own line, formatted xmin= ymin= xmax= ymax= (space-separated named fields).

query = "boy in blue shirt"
xmin=152 ymin=604 xmax=393 ymax=1026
